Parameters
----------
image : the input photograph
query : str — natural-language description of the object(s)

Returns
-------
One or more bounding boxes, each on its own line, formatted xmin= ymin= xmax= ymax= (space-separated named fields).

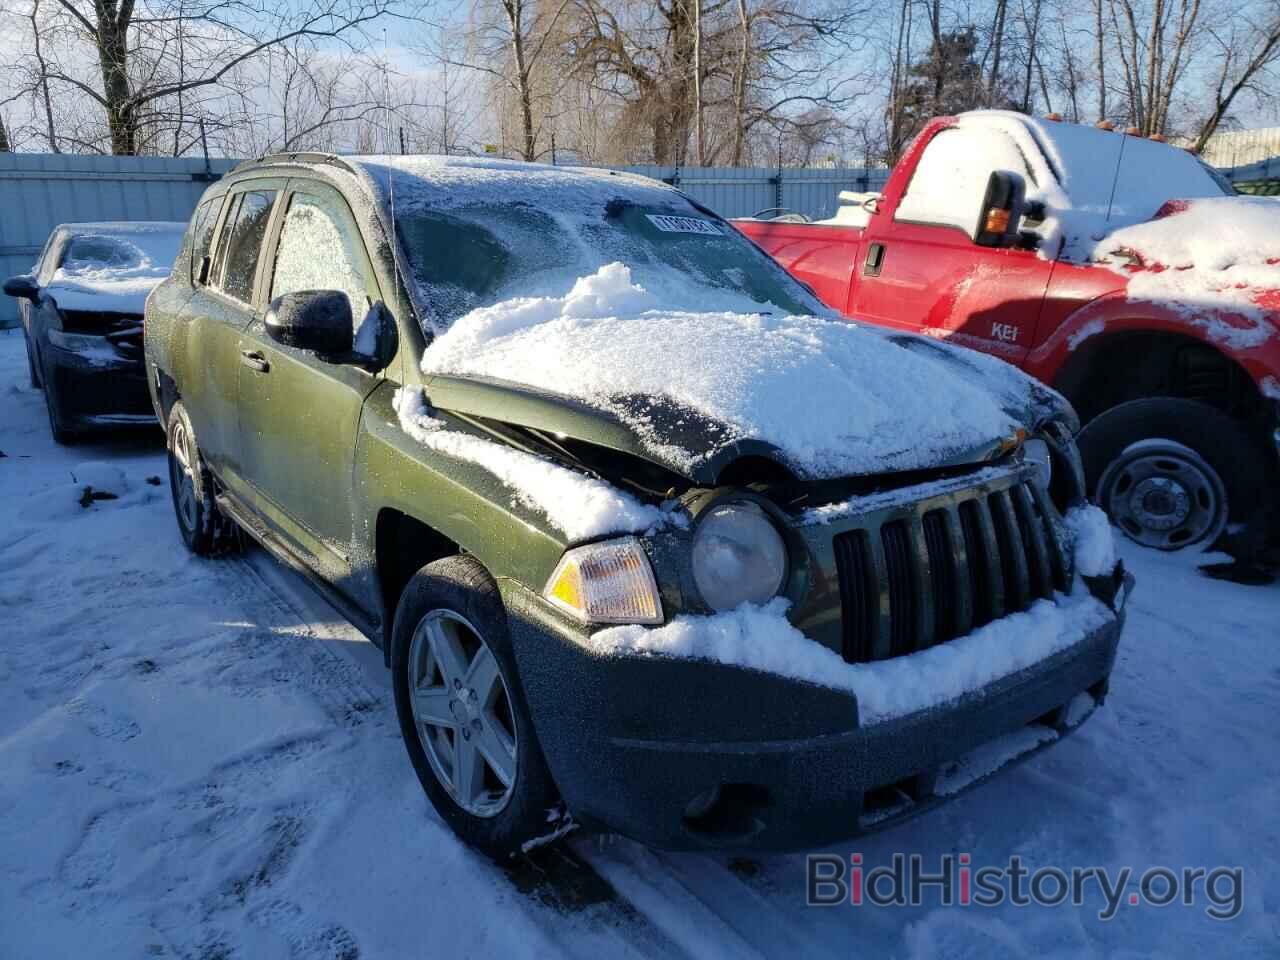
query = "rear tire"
xmin=1078 ymin=397 xmax=1273 ymax=555
xmin=166 ymin=402 xmax=236 ymax=555
xmin=391 ymin=556 xmax=560 ymax=860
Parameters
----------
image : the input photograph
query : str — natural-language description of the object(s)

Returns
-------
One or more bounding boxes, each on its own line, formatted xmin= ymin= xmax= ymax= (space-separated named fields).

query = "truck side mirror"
xmin=974 ymin=170 xmax=1025 ymax=248
xmin=265 ymin=290 xmax=353 ymax=357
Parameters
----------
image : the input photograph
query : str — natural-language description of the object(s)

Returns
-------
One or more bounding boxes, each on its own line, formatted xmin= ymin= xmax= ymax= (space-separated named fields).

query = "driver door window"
xmin=270 ymin=190 xmax=374 ymax=330
xmin=894 ymin=127 xmax=1031 ymax=236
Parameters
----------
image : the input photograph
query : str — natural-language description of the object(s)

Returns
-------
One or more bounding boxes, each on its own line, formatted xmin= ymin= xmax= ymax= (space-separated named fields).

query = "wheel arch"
xmin=373 ymin=508 xmax=460 ymax=666
xmin=1052 ymin=327 xmax=1268 ymax=427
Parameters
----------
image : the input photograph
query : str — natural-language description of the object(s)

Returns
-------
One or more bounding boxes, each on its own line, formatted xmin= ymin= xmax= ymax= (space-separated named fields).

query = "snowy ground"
xmin=1 ymin=326 xmax=1277 ymax=959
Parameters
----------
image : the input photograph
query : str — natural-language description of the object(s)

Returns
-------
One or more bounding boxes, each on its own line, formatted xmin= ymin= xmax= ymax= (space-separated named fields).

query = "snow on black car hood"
xmin=420 ymin=264 xmax=1067 ymax=481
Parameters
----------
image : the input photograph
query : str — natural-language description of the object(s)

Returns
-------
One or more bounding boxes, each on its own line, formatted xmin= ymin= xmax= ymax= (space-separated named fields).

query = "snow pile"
xmin=590 ymin=591 xmax=1116 ymax=725
xmin=421 ymin=263 xmax=1036 ymax=479
xmin=44 ymin=222 xmax=185 ymax=314
xmin=1064 ymin=504 xmax=1117 ymax=578
xmin=392 ymin=387 xmax=674 ymax=542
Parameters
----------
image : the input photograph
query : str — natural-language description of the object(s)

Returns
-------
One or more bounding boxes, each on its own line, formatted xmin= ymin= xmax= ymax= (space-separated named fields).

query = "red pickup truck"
xmin=736 ymin=111 xmax=1280 ymax=561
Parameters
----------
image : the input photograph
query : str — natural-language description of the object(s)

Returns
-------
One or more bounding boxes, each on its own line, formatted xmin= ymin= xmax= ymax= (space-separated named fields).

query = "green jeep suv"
xmin=144 ymin=153 xmax=1132 ymax=858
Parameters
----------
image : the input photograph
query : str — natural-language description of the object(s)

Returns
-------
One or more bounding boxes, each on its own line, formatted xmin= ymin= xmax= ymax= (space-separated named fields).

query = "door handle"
xmin=864 ymin=242 xmax=886 ymax=277
xmin=240 ymin=349 xmax=270 ymax=373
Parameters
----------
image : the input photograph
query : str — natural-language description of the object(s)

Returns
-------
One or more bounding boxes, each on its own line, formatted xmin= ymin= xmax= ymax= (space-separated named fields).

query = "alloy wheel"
xmin=169 ymin=419 xmax=199 ymax=533
xmin=407 ymin=610 xmax=519 ymax=818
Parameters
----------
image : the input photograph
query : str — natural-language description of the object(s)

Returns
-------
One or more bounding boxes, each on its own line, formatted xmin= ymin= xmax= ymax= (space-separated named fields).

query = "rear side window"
xmin=213 ymin=189 xmax=277 ymax=303
xmin=187 ymin=196 xmax=223 ymax=285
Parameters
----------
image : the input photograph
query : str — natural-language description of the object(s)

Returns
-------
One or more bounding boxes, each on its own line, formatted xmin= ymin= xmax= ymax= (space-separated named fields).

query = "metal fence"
xmin=612 ymin=165 xmax=892 ymax=221
xmin=2 ymin=148 xmax=1273 ymax=328
xmin=0 ymin=153 xmax=238 ymax=327
xmin=0 ymin=154 xmax=890 ymax=328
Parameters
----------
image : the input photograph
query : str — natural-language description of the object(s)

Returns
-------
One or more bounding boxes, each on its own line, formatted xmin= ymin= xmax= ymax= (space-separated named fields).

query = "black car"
xmin=4 ymin=221 xmax=185 ymax=443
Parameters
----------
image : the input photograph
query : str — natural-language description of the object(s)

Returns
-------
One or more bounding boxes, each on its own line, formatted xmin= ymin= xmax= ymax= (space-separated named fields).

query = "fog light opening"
xmin=682 ymin=783 xmax=771 ymax=841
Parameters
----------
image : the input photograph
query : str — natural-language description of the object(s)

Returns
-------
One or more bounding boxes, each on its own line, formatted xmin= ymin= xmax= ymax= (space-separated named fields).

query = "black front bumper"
xmin=43 ymin=339 xmax=155 ymax=431
xmin=504 ymin=570 xmax=1131 ymax=852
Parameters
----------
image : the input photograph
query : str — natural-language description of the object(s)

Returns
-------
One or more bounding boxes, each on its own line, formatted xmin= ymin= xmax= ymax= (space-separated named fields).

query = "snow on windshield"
xmin=46 ymin=221 xmax=185 ymax=314
xmin=421 ymin=262 xmax=1033 ymax=479
xmin=349 ymin=156 xmax=827 ymax=332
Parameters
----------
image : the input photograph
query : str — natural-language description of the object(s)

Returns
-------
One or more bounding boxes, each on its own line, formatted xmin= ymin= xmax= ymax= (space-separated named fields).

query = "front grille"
xmin=833 ymin=477 xmax=1069 ymax=664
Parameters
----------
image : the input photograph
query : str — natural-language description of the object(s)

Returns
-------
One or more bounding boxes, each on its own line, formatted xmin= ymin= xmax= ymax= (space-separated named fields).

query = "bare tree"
xmin=39 ymin=0 xmax=397 ymax=154
xmin=1195 ymin=16 xmax=1280 ymax=150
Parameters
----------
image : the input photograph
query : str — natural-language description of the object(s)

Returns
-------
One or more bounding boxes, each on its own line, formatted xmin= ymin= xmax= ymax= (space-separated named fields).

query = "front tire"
xmin=166 ymin=402 xmax=236 ymax=555
xmin=43 ymin=373 xmax=78 ymax=445
xmin=23 ymin=329 xmax=41 ymax=389
xmin=391 ymin=556 xmax=559 ymax=860
xmin=1078 ymin=397 xmax=1272 ymax=554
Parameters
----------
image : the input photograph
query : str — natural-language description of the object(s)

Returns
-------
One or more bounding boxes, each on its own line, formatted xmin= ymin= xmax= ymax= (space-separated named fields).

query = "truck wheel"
xmin=166 ymin=402 xmax=237 ymax=555
xmin=391 ymin=556 xmax=560 ymax=861
xmin=1078 ymin=397 xmax=1270 ymax=553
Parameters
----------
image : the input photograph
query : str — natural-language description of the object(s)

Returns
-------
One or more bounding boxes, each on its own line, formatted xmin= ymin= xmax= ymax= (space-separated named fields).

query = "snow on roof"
xmin=44 ymin=221 xmax=185 ymax=315
xmin=420 ymin=262 xmax=1044 ymax=480
xmin=346 ymin=155 xmax=682 ymax=215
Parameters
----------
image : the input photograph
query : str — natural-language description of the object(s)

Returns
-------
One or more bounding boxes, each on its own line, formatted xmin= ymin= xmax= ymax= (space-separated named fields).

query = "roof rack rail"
xmin=228 ymin=152 xmax=360 ymax=176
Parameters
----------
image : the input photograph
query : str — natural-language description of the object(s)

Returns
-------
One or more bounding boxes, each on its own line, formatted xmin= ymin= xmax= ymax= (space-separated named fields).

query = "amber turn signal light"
xmin=983 ymin=208 xmax=1012 ymax=235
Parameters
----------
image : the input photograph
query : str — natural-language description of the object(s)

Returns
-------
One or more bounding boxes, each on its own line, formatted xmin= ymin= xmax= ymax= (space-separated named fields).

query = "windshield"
xmin=396 ymin=197 xmax=823 ymax=328
xmin=60 ymin=230 xmax=183 ymax=278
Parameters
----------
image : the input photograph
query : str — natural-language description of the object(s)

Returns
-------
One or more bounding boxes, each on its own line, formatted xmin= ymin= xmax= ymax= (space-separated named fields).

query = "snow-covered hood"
xmin=1094 ymin=196 xmax=1280 ymax=348
xmin=45 ymin=274 xmax=166 ymax=315
xmin=420 ymin=264 xmax=1070 ymax=483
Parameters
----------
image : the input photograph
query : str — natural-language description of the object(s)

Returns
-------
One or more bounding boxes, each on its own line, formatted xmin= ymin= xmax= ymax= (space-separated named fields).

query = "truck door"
xmin=851 ymin=125 xmax=1053 ymax=365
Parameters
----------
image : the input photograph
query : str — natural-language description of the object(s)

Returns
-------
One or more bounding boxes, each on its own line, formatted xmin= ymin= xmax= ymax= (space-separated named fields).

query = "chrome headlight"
xmin=691 ymin=501 xmax=787 ymax=612
xmin=1022 ymin=438 xmax=1052 ymax=489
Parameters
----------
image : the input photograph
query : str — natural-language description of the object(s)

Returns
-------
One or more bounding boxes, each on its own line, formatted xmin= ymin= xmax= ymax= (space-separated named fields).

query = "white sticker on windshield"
xmin=645 ymin=214 xmax=723 ymax=236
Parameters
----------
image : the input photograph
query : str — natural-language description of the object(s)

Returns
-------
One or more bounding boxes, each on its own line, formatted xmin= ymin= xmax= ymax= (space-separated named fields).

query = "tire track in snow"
xmin=233 ymin=547 xmax=690 ymax=960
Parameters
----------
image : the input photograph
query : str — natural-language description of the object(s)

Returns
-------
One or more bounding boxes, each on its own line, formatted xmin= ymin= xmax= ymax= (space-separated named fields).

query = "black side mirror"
xmin=196 ymin=255 xmax=212 ymax=285
xmin=265 ymin=290 xmax=353 ymax=356
xmin=3 ymin=275 xmax=39 ymax=301
xmin=974 ymin=170 xmax=1025 ymax=247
